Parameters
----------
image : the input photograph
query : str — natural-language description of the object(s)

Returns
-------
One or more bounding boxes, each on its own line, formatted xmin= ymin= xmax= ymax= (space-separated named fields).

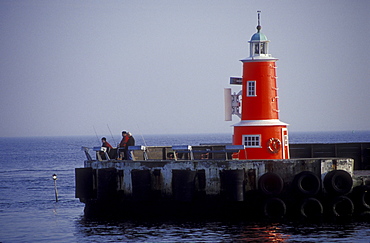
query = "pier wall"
xmin=76 ymin=158 xmax=353 ymax=201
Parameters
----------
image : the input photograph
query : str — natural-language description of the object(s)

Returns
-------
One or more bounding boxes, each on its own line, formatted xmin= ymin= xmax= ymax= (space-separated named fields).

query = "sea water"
xmin=1 ymin=131 xmax=370 ymax=242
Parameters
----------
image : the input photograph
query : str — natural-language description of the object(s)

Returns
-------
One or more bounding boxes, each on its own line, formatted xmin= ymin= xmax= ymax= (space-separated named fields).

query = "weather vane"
xmin=257 ymin=10 xmax=261 ymax=32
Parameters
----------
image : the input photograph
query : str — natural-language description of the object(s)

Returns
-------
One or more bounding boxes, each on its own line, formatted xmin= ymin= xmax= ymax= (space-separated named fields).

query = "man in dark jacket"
xmin=125 ymin=132 xmax=135 ymax=160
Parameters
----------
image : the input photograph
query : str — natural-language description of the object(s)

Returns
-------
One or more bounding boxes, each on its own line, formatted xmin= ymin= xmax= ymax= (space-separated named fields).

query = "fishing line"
xmin=93 ymin=126 xmax=100 ymax=144
xmin=136 ymin=124 xmax=148 ymax=147
xmin=107 ymin=124 xmax=117 ymax=146
xmin=135 ymin=124 xmax=150 ymax=159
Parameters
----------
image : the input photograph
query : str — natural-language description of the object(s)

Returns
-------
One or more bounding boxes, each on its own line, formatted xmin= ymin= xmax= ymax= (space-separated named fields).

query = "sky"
xmin=0 ymin=0 xmax=369 ymax=138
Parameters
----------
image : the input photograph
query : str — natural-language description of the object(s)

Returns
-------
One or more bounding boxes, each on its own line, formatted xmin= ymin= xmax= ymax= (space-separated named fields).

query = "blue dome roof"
xmin=250 ymin=32 xmax=268 ymax=41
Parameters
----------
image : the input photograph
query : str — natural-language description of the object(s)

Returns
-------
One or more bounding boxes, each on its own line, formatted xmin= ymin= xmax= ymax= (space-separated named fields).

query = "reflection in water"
xmin=238 ymin=224 xmax=290 ymax=242
xmin=75 ymin=218 xmax=293 ymax=242
xmin=75 ymin=216 xmax=370 ymax=242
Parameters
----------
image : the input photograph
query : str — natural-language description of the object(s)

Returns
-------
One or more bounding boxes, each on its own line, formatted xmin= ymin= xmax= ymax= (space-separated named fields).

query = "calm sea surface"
xmin=1 ymin=131 xmax=370 ymax=242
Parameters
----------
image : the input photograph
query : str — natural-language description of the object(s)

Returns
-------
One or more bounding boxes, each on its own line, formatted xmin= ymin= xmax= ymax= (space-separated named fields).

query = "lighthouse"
xmin=225 ymin=12 xmax=290 ymax=160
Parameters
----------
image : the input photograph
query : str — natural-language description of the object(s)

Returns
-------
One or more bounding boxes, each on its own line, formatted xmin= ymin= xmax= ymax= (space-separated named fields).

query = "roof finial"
xmin=257 ymin=10 xmax=261 ymax=32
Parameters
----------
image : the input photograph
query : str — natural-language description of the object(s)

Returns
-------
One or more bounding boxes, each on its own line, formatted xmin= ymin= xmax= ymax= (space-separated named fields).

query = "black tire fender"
xmin=263 ymin=197 xmax=286 ymax=219
xmin=323 ymin=170 xmax=353 ymax=195
xmin=258 ymin=172 xmax=284 ymax=196
xmin=330 ymin=196 xmax=354 ymax=217
xmin=351 ymin=185 xmax=370 ymax=210
xmin=293 ymin=171 xmax=321 ymax=196
xmin=300 ymin=197 xmax=323 ymax=218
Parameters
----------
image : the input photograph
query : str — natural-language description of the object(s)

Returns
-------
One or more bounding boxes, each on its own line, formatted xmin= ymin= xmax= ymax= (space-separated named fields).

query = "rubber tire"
xmin=258 ymin=172 xmax=284 ymax=196
xmin=263 ymin=197 xmax=286 ymax=219
xmin=330 ymin=196 xmax=354 ymax=217
xmin=300 ymin=197 xmax=323 ymax=219
xmin=293 ymin=171 xmax=321 ymax=196
xmin=352 ymin=185 xmax=370 ymax=211
xmin=323 ymin=170 xmax=353 ymax=195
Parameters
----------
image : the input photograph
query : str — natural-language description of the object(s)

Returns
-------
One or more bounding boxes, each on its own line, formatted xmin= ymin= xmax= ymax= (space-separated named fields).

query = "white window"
xmin=254 ymin=43 xmax=266 ymax=55
xmin=243 ymin=135 xmax=261 ymax=148
xmin=260 ymin=43 xmax=266 ymax=54
xmin=247 ymin=81 xmax=256 ymax=97
xmin=254 ymin=43 xmax=259 ymax=54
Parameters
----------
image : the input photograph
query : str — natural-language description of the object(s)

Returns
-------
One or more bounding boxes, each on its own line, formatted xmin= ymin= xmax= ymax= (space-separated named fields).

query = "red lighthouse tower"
xmin=225 ymin=12 xmax=290 ymax=160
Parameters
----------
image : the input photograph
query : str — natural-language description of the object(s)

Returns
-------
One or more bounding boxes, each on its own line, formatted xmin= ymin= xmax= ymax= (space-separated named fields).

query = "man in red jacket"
xmin=125 ymin=132 xmax=135 ymax=160
xmin=101 ymin=137 xmax=113 ymax=150
xmin=100 ymin=137 xmax=113 ymax=160
xmin=118 ymin=131 xmax=129 ymax=159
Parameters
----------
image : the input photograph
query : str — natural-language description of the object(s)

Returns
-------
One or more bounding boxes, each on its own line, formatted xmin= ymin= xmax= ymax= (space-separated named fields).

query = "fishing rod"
xmin=136 ymin=124 xmax=149 ymax=159
xmin=107 ymin=124 xmax=117 ymax=146
xmin=136 ymin=124 xmax=148 ymax=147
xmin=93 ymin=126 xmax=101 ymax=145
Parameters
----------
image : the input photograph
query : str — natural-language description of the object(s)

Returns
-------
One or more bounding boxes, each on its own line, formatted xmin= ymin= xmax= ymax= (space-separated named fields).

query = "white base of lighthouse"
xmin=233 ymin=119 xmax=289 ymax=160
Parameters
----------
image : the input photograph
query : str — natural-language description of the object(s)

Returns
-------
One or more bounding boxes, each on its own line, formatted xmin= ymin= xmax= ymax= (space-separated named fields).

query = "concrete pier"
xmin=75 ymin=151 xmax=368 ymax=221
xmin=77 ymin=158 xmax=353 ymax=198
